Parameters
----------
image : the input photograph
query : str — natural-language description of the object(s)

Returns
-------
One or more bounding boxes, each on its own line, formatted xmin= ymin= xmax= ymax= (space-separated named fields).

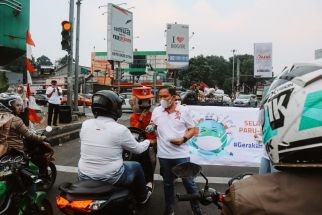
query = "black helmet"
xmin=91 ymin=90 xmax=123 ymax=120
xmin=0 ymin=93 xmax=23 ymax=114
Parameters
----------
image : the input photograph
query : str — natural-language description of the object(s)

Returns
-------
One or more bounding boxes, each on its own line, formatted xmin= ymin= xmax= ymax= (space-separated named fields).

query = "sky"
xmin=30 ymin=0 xmax=322 ymax=75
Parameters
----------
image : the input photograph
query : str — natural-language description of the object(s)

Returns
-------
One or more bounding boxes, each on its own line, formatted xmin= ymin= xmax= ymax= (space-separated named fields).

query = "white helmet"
xmin=262 ymin=61 xmax=322 ymax=169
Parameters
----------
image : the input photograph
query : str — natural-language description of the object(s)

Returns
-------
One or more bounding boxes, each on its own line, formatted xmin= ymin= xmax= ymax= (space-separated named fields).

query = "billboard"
xmin=315 ymin=49 xmax=322 ymax=60
xmin=107 ymin=4 xmax=133 ymax=63
xmin=166 ymin=23 xmax=189 ymax=69
xmin=254 ymin=43 xmax=273 ymax=78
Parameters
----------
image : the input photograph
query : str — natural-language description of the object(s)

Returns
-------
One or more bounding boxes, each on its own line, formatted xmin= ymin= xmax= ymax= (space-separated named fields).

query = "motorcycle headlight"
xmin=88 ymin=200 xmax=107 ymax=210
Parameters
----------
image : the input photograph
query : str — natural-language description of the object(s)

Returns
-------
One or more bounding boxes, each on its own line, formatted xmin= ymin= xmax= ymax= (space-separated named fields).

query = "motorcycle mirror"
xmin=172 ymin=162 xmax=201 ymax=178
xmin=45 ymin=126 xmax=53 ymax=133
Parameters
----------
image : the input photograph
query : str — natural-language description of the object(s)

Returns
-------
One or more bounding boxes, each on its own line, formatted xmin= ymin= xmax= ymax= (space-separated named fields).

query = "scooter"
xmin=172 ymin=162 xmax=253 ymax=210
xmin=56 ymin=127 xmax=148 ymax=215
xmin=24 ymin=126 xmax=57 ymax=191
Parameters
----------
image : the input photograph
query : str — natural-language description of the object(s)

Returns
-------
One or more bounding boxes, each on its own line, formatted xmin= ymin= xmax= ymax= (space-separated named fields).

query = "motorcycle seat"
xmin=59 ymin=180 xmax=128 ymax=196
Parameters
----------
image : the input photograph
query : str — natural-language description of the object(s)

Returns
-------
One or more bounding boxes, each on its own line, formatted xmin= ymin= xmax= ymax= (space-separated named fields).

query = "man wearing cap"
xmin=129 ymin=87 xmax=157 ymax=190
xmin=46 ymin=80 xmax=62 ymax=126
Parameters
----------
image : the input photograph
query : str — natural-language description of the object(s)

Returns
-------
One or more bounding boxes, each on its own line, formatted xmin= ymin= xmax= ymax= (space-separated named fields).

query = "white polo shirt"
xmin=78 ymin=116 xmax=150 ymax=180
xmin=151 ymin=104 xmax=195 ymax=159
xmin=46 ymin=86 xmax=62 ymax=105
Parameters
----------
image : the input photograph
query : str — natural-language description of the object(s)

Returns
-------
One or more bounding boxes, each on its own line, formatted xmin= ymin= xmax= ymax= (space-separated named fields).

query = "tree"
xmin=3 ymin=55 xmax=26 ymax=73
xmin=178 ymin=54 xmax=256 ymax=95
xmin=230 ymin=54 xmax=256 ymax=93
xmin=56 ymin=55 xmax=68 ymax=66
xmin=36 ymin=55 xmax=53 ymax=66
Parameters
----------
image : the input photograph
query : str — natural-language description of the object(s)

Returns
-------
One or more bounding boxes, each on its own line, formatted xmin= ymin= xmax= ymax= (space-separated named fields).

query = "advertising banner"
xmin=254 ymin=43 xmax=273 ymax=78
xmin=187 ymin=106 xmax=262 ymax=167
xmin=107 ymin=4 xmax=133 ymax=63
xmin=315 ymin=49 xmax=322 ymax=60
xmin=166 ymin=23 xmax=189 ymax=69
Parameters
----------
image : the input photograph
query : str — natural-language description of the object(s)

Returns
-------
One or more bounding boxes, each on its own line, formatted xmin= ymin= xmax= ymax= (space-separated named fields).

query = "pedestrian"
xmin=149 ymin=86 xmax=202 ymax=215
xmin=46 ymin=80 xmax=62 ymax=126
xmin=15 ymin=84 xmax=29 ymax=126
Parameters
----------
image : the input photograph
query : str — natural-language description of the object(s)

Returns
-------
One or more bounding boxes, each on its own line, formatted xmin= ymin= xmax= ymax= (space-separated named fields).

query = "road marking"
xmin=56 ymin=165 xmax=231 ymax=184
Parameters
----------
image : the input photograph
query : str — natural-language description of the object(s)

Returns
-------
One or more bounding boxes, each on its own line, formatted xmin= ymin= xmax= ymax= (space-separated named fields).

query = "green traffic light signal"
xmin=61 ymin=21 xmax=72 ymax=51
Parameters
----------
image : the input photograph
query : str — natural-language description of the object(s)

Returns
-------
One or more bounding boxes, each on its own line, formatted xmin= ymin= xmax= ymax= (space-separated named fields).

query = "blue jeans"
xmin=259 ymin=157 xmax=278 ymax=174
xmin=79 ymin=161 xmax=148 ymax=202
xmin=159 ymin=157 xmax=201 ymax=212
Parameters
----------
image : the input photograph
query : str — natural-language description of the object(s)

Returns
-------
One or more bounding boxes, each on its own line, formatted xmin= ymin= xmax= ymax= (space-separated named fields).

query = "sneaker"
xmin=139 ymin=184 xmax=153 ymax=204
xmin=163 ymin=208 xmax=175 ymax=215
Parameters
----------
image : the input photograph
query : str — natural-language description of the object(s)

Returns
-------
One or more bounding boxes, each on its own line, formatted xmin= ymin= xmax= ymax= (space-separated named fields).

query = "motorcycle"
xmin=172 ymin=162 xmax=253 ymax=211
xmin=0 ymin=126 xmax=55 ymax=214
xmin=0 ymin=149 xmax=53 ymax=214
xmin=24 ymin=126 xmax=57 ymax=191
xmin=56 ymin=127 xmax=148 ymax=215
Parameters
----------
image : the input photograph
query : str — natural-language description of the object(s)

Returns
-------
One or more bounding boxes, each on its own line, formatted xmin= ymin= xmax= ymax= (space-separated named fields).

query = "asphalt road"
xmin=47 ymin=114 xmax=258 ymax=215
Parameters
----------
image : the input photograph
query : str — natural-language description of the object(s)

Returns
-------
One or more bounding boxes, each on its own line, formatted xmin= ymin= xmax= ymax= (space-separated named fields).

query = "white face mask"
xmin=160 ymin=99 xmax=172 ymax=109
xmin=176 ymin=101 xmax=181 ymax=105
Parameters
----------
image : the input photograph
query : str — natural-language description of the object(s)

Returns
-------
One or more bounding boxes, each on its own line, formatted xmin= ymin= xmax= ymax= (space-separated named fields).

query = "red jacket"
xmin=130 ymin=112 xmax=156 ymax=140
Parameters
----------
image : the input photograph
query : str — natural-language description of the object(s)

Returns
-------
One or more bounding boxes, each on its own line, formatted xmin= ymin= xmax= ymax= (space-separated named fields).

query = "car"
xmin=120 ymin=92 xmax=133 ymax=113
xmin=233 ymin=94 xmax=257 ymax=107
xmin=61 ymin=95 xmax=92 ymax=106
xmin=223 ymin=94 xmax=232 ymax=106
xmin=34 ymin=94 xmax=48 ymax=106
xmin=35 ymin=89 xmax=46 ymax=95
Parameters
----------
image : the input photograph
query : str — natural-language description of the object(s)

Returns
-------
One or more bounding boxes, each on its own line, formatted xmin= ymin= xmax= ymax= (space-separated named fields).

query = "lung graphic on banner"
xmin=187 ymin=106 xmax=262 ymax=167
xmin=254 ymin=43 xmax=273 ymax=78
xmin=166 ymin=23 xmax=189 ymax=69
xmin=107 ymin=3 xmax=133 ymax=63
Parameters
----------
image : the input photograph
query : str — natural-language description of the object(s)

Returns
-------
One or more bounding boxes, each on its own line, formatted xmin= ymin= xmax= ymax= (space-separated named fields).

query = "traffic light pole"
xmin=73 ymin=0 xmax=81 ymax=111
xmin=67 ymin=0 xmax=75 ymax=109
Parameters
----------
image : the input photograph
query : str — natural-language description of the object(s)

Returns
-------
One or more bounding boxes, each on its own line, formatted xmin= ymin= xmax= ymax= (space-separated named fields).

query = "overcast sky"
xmin=30 ymin=0 xmax=322 ymax=75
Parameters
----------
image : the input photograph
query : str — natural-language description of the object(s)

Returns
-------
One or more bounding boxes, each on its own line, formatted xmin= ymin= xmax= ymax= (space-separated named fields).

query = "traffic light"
xmin=61 ymin=21 xmax=72 ymax=51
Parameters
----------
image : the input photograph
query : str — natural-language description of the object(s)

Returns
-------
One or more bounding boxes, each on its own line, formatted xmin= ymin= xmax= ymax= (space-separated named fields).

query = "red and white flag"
xmin=26 ymin=30 xmax=41 ymax=124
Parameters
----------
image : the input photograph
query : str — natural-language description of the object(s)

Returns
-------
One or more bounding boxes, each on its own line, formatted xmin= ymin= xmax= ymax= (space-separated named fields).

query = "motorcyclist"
xmin=78 ymin=90 xmax=154 ymax=204
xmin=221 ymin=61 xmax=322 ymax=215
xmin=129 ymin=87 xmax=157 ymax=190
xmin=0 ymin=93 xmax=53 ymax=175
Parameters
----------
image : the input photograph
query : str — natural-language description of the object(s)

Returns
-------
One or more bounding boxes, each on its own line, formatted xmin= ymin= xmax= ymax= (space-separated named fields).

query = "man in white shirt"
xmin=78 ymin=90 xmax=153 ymax=204
xmin=46 ymin=80 xmax=62 ymax=126
xmin=150 ymin=86 xmax=202 ymax=215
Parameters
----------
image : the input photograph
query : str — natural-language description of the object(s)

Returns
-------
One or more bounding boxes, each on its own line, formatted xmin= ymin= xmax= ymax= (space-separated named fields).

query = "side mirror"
xmin=172 ymin=162 xmax=201 ymax=178
xmin=45 ymin=126 xmax=53 ymax=133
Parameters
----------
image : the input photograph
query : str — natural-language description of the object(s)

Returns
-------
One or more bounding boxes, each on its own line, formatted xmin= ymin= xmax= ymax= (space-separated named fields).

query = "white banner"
xmin=107 ymin=4 xmax=133 ymax=63
xmin=254 ymin=43 xmax=273 ymax=78
xmin=166 ymin=23 xmax=189 ymax=69
xmin=187 ymin=106 xmax=262 ymax=167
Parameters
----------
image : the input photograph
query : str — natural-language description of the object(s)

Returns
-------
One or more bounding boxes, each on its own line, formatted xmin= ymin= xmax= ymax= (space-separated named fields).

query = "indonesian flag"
xmin=26 ymin=30 xmax=35 ymax=74
xmin=26 ymin=30 xmax=41 ymax=124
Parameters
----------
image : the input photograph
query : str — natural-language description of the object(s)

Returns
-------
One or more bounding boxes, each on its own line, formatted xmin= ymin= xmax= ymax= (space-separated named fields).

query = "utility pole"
xmin=236 ymin=58 xmax=240 ymax=95
xmin=67 ymin=0 xmax=75 ymax=109
xmin=74 ymin=0 xmax=81 ymax=111
xmin=154 ymin=56 xmax=157 ymax=102
xmin=231 ymin=49 xmax=236 ymax=98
